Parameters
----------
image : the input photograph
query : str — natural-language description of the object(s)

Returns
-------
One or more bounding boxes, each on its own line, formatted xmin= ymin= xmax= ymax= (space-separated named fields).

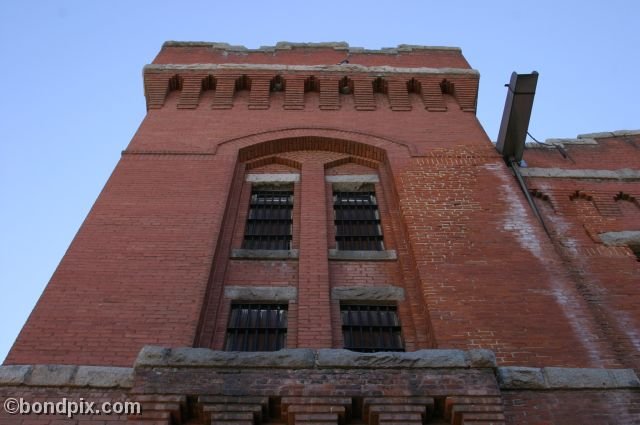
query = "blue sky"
xmin=1 ymin=1 xmax=638 ymax=363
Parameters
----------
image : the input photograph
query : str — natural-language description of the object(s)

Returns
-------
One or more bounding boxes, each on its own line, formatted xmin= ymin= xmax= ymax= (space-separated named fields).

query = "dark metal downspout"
xmin=509 ymin=158 xmax=552 ymax=238
xmin=495 ymin=71 xmax=551 ymax=238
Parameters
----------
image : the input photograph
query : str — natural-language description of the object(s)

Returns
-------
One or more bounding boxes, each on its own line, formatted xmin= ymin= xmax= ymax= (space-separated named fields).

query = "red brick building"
xmin=1 ymin=41 xmax=639 ymax=424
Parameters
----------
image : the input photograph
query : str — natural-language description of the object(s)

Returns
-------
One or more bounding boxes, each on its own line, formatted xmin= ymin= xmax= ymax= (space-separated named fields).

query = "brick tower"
xmin=1 ymin=42 xmax=639 ymax=424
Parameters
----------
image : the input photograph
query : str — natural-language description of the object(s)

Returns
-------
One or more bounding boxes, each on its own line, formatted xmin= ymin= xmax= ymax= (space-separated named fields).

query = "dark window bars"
xmin=333 ymin=191 xmax=384 ymax=251
xmin=243 ymin=189 xmax=293 ymax=250
xmin=225 ymin=303 xmax=288 ymax=351
xmin=340 ymin=304 xmax=404 ymax=352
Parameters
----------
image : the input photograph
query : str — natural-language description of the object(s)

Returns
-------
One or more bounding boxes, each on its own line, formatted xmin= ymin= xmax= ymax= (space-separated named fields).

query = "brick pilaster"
xmin=297 ymin=162 xmax=332 ymax=347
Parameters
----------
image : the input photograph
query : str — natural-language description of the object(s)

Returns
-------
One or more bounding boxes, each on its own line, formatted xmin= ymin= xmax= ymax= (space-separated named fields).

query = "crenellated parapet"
xmin=143 ymin=41 xmax=479 ymax=112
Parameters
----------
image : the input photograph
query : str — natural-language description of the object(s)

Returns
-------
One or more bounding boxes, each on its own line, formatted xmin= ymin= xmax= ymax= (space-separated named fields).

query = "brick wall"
xmin=503 ymin=390 xmax=640 ymax=424
xmin=3 ymin=349 xmax=640 ymax=425
xmin=0 ymin=387 xmax=131 ymax=425
xmin=522 ymin=133 xmax=640 ymax=371
xmin=6 ymin=43 xmax=489 ymax=366
xmin=152 ymin=42 xmax=472 ymax=68
xmin=0 ymin=365 xmax=132 ymax=425
xmin=5 ymin=42 xmax=639 ymax=410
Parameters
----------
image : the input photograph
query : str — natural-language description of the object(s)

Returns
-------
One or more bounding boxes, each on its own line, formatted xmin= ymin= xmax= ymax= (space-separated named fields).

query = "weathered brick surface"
xmin=502 ymin=390 xmax=640 ymax=425
xmin=523 ymin=135 xmax=640 ymax=371
xmin=524 ymin=135 xmax=640 ymax=170
xmin=8 ymin=74 xmax=490 ymax=366
xmin=7 ymin=155 xmax=234 ymax=366
xmin=152 ymin=42 xmax=472 ymax=68
xmin=8 ymin=43 xmax=640 ymax=373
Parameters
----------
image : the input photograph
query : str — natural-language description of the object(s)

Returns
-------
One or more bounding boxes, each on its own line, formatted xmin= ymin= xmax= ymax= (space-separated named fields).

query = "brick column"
xmin=297 ymin=162 xmax=332 ymax=347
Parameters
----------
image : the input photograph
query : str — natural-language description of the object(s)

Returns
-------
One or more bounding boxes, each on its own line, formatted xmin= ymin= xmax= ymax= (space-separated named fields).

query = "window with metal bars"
xmin=225 ymin=303 xmax=288 ymax=351
xmin=333 ymin=189 xmax=384 ymax=251
xmin=243 ymin=187 xmax=293 ymax=250
xmin=340 ymin=304 xmax=404 ymax=352
xmin=629 ymin=244 xmax=640 ymax=262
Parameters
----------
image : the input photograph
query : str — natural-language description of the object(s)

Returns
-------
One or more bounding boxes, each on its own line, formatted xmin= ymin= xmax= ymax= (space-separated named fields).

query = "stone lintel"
xmin=328 ymin=249 xmax=397 ymax=261
xmin=331 ymin=285 xmax=405 ymax=301
xmin=325 ymin=174 xmax=380 ymax=183
xmin=498 ymin=366 xmax=640 ymax=390
xmin=231 ymin=249 xmax=299 ymax=260
xmin=246 ymin=173 xmax=300 ymax=183
xmin=224 ymin=286 xmax=297 ymax=301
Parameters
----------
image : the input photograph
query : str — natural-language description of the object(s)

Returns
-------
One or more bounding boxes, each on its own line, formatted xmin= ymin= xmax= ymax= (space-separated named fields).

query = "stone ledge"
xmin=134 ymin=346 xmax=496 ymax=369
xmin=162 ymin=41 xmax=462 ymax=53
xmin=546 ymin=137 xmax=598 ymax=146
xmin=598 ymin=231 xmax=640 ymax=246
xmin=525 ymin=129 xmax=640 ymax=149
xmin=135 ymin=347 xmax=316 ymax=369
xmin=231 ymin=249 xmax=299 ymax=260
xmin=518 ymin=168 xmax=640 ymax=180
xmin=144 ymin=63 xmax=479 ymax=76
xmin=578 ymin=129 xmax=640 ymax=139
xmin=497 ymin=367 xmax=546 ymax=389
xmin=328 ymin=249 xmax=397 ymax=261
xmin=525 ymin=138 xmax=598 ymax=149
xmin=331 ymin=285 xmax=405 ymax=301
xmin=0 ymin=365 xmax=32 ymax=386
xmin=316 ymin=349 xmax=496 ymax=369
xmin=498 ymin=366 xmax=640 ymax=390
xmin=224 ymin=286 xmax=297 ymax=301
xmin=0 ymin=365 xmax=133 ymax=388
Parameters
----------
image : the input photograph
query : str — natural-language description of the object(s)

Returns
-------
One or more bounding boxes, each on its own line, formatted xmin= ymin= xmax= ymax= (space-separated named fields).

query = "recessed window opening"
xmin=333 ymin=184 xmax=383 ymax=251
xmin=629 ymin=244 xmax=640 ymax=262
xmin=243 ymin=184 xmax=293 ymax=250
xmin=340 ymin=303 xmax=404 ymax=353
xmin=225 ymin=303 xmax=288 ymax=351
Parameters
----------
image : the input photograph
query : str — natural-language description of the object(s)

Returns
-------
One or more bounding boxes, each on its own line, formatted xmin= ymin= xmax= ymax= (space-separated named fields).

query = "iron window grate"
xmin=225 ymin=303 xmax=288 ymax=351
xmin=629 ymin=244 xmax=640 ymax=262
xmin=340 ymin=304 xmax=404 ymax=352
xmin=333 ymin=191 xmax=384 ymax=251
xmin=243 ymin=189 xmax=293 ymax=250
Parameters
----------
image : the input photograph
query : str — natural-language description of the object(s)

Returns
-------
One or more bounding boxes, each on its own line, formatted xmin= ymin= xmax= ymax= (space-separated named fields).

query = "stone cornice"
xmin=162 ymin=41 xmax=463 ymax=54
xmin=3 ymin=348 xmax=639 ymax=392
xmin=498 ymin=366 xmax=640 ymax=390
xmin=0 ymin=365 xmax=133 ymax=388
xmin=144 ymin=63 xmax=479 ymax=76
xmin=134 ymin=346 xmax=496 ymax=369
xmin=519 ymin=167 xmax=640 ymax=180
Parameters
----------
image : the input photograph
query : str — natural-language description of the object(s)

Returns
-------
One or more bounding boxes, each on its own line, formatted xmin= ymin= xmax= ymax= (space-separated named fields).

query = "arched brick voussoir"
xmin=213 ymin=127 xmax=418 ymax=159
xmin=324 ymin=155 xmax=381 ymax=171
xmin=245 ymin=155 xmax=303 ymax=171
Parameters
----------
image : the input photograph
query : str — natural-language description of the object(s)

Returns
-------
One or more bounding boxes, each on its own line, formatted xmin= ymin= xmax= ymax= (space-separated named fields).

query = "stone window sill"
xmin=231 ymin=249 xmax=299 ymax=260
xmin=328 ymin=249 xmax=397 ymax=261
